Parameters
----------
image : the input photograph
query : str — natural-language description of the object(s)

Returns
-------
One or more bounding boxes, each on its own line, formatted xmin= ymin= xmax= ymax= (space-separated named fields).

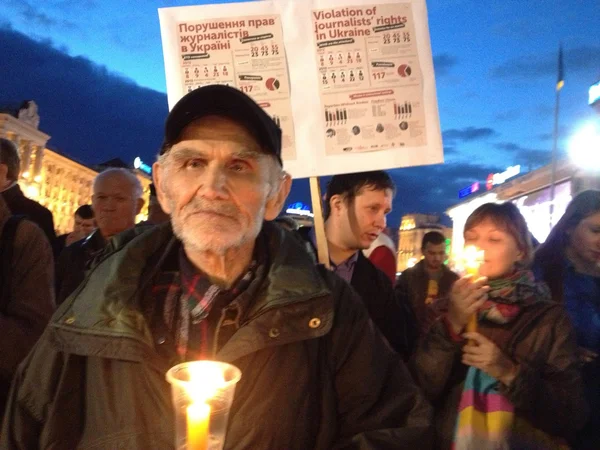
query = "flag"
xmin=556 ymin=45 xmax=564 ymax=91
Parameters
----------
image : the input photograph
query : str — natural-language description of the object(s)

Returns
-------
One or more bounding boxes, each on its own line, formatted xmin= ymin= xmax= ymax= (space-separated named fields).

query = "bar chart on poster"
xmin=159 ymin=0 xmax=443 ymax=179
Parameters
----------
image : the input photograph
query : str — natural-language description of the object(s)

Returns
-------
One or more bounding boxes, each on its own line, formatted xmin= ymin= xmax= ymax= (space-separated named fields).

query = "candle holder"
xmin=166 ymin=361 xmax=242 ymax=450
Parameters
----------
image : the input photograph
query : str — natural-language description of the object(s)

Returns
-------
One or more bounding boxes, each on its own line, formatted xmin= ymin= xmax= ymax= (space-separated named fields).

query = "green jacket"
xmin=1 ymin=222 xmax=432 ymax=449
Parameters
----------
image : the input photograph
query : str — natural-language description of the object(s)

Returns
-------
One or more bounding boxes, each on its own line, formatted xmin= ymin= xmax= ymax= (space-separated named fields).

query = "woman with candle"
xmin=410 ymin=202 xmax=587 ymax=449
xmin=534 ymin=190 xmax=600 ymax=449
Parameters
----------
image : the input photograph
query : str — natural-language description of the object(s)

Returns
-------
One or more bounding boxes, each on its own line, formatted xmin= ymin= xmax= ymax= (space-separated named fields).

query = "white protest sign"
xmin=159 ymin=0 xmax=442 ymax=179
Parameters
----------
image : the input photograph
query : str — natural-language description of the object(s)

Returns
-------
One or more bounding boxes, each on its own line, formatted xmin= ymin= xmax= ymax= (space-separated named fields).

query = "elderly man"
xmin=1 ymin=85 xmax=431 ymax=449
xmin=54 ymin=167 xmax=144 ymax=304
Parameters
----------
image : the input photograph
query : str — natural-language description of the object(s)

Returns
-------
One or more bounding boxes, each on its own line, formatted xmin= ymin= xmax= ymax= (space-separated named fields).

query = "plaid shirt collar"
xmin=179 ymin=248 xmax=221 ymax=324
xmin=154 ymin=244 xmax=258 ymax=360
xmin=178 ymin=247 xmax=258 ymax=321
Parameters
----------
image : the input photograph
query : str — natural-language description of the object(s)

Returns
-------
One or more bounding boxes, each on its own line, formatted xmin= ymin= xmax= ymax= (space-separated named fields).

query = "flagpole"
xmin=549 ymin=45 xmax=563 ymax=229
xmin=549 ymin=87 xmax=560 ymax=224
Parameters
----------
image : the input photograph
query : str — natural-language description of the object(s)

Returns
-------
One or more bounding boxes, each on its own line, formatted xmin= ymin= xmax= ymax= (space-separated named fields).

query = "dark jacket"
xmin=0 ymin=196 xmax=55 ymax=421
xmin=410 ymin=302 xmax=588 ymax=450
xmin=54 ymin=230 xmax=106 ymax=305
xmin=533 ymin=257 xmax=600 ymax=449
xmin=1 ymin=184 xmax=56 ymax=247
xmin=351 ymin=252 xmax=418 ymax=360
xmin=395 ymin=260 xmax=458 ymax=335
xmin=54 ymin=233 xmax=68 ymax=257
xmin=1 ymin=222 xmax=432 ymax=450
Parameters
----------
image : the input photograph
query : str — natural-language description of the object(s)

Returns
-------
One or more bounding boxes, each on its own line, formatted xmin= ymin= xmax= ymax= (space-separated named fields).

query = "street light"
xmin=569 ymin=121 xmax=600 ymax=171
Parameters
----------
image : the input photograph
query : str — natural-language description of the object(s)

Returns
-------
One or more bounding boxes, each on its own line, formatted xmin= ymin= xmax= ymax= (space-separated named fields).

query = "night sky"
xmin=1 ymin=0 xmax=598 ymax=227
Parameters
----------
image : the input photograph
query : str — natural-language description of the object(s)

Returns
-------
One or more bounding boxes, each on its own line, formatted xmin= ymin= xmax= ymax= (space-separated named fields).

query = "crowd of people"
xmin=0 ymin=85 xmax=598 ymax=449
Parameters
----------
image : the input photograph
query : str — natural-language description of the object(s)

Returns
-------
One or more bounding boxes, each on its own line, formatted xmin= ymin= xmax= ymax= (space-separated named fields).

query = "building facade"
xmin=0 ymin=101 xmax=151 ymax=234
xmin=446 ymin=159 xmax=600 ymax=264
xmin=397 ymin=214 xmax=451 ymax=273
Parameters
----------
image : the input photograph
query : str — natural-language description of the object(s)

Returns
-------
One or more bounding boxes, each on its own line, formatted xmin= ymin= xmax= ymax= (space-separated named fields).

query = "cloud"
xmin=493 ymin=142 xmax=552 ymax=168
xmin=533 ymin=104 xmax=554 ymax=117
xmin=536 ymin=126 xmax=568 ymax=142
xmin=491 ymin=45 xmax=600 ymax=79
xmin=442 ymin=127 xmax=497 ymax=143
xmin=490 ymin=19 xmax=534 ymax=40
xmin=443 ymin=145 xmax=458 ymax=155
xmin=0 ymin=24 xmax=167 ymax=166
xmin=537 ymin=132 xmax=553 ymax=141
xmin=433 ymin=53 xmax=458 ymax=77
xmin=385 ymin=162 xmax=503 ymax=222
xmin=53 ymin=0 xmax=98 ymax=8
xmin=5 ymin=0 xmax=79 ymax=30
xmin=494 ymin=109 xmax=521 ymax=122
xmin=494 ymin=142 xmax=521 ymax=152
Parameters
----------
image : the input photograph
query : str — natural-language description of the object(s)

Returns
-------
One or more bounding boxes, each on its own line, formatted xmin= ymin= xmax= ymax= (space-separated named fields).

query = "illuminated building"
xmin=283 ymin=202 xmax=315 ymax=228
xmin=397 ymin=214 xmax=451 ymax=272
xmin=0 ymin=101 xmax=151 ymax=234
xmin=446 ymin=82 xmax=600 ymax=264
xmin=446 ymin=159 xmax=594 ymax=263
xmin=590 ymin=79 xmax=600 ymax=114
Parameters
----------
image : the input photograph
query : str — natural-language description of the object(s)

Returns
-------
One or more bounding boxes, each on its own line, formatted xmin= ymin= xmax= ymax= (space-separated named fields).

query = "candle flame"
xmin=462 ymin=245 xmax=484 ymax=276
xmin=186 ymin=362 xmax=227 ymax=404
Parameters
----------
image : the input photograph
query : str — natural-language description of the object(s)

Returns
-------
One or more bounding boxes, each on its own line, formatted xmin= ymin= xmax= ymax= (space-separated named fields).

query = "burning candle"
xmin=463 ymin=245 xmax=484 ymax=277
xmin=462 ymin=246 xmax=484 ymax=336
xmin=187 ymin=402 xmax=210 ymax=450
xmin=166 ymin=361 xmax=242 ymax=450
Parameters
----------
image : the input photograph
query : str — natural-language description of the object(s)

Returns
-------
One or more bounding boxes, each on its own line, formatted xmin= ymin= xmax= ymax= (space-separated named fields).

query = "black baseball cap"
xmin=162 ymin=85 xmax=282 ymax=165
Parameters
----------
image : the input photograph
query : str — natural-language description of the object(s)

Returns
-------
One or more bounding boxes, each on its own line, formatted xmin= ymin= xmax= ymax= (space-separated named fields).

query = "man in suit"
xmin=54 ymin=204 xmax=96 ymax=256
xmin=0 ymin=138 xmax=56 ymax=247
xmin=323 ymin=171 xmax=416 ymax=359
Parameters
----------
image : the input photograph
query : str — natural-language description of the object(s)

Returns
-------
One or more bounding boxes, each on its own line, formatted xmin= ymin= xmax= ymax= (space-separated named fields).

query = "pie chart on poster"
xmin=397 ymin=64 xmax=412 ymax=77
xmin=266 ymin=78 xmax=280 ymax=90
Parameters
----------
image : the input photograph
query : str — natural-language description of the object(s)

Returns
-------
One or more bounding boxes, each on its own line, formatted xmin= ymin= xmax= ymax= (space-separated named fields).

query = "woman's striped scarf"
xmin=453 ymin=269 xmax=568 ymax=449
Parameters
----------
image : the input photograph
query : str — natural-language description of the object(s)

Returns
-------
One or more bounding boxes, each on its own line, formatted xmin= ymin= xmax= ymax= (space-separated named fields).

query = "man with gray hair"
xmin=0 ymin=138 xmax=56 ymax=246
xmin=54 ymin=167 xmax=144 ymax=304
xmin=2 ymin=85 xmax=431 ymax=449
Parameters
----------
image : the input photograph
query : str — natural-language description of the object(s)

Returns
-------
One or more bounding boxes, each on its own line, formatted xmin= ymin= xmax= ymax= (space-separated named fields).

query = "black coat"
xmin=54 ymin=230 xmax=106 ymax=305
xmin=297 ymin=226 xmax=418 ymax=360
xmin=54 ymin=234 xmax=68 ymax=257
xmin=1 ymin=184 xmax=56 ymax=246
xmin=350 ymin=252 xmax=418 ymax=360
